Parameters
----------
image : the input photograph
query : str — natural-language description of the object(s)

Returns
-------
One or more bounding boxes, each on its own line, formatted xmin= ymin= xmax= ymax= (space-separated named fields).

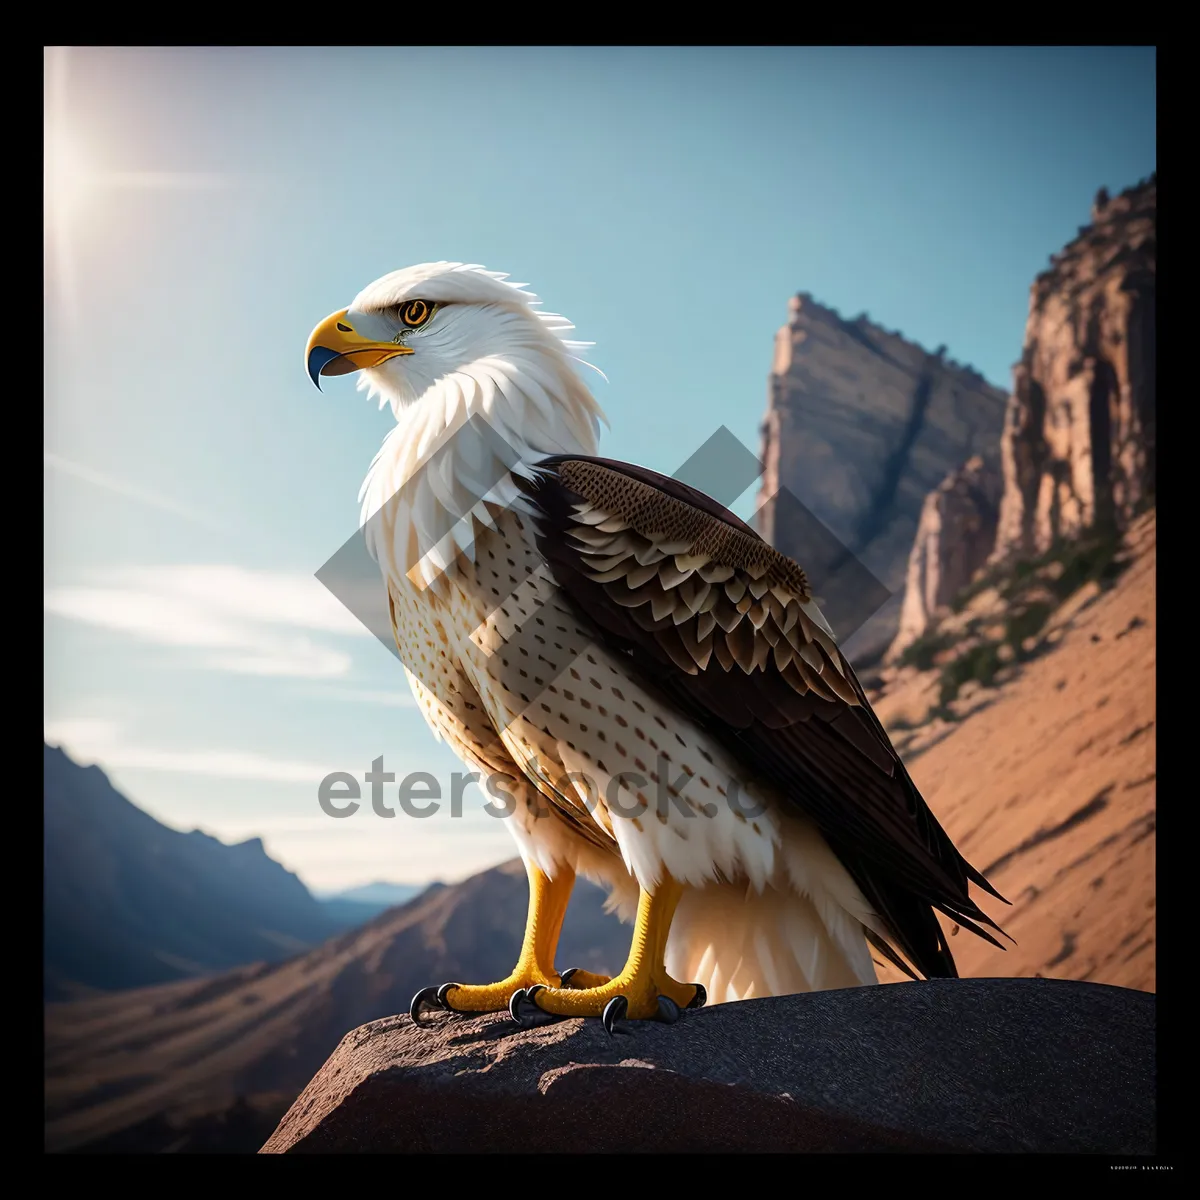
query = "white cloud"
xmin=118 ymin=565 xmax=371 ymax=637
xmin=44 ymin=717 xmax=121 ymax=753
xmin=45 ymin=717 xmax=339 ymax=784
xmin=44 ymin=564 xmax=378 ymax=680
xmin=44 ymin=452 xmax=226 ymax=533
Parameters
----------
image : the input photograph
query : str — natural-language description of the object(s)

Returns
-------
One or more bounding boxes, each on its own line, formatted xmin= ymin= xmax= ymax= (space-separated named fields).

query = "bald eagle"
xmin=306 ymin=263 xmax=1006 ymax=1032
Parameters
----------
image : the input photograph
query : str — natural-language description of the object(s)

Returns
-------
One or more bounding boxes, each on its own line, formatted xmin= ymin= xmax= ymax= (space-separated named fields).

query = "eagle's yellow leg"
xmin=518 ymin=872 xmax=702 ymax=1021
xmin=436 ymin=862 xmax=578 ymax=1013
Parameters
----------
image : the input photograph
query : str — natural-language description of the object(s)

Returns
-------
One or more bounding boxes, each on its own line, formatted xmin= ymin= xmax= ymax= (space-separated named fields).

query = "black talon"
xmin=559 ymin=967 xmax=579 ymax=986
xmin=436 ymin=982 xmax=461 ymax=1009
xmin=508 ymin=988 xmax=528 ymax=1022
xmin=687 ymin=984 xmax=707 ymax=1010
xmin=656 ymin=995 xmax=682 ymax=1024
xmin=602 ymin=995 xmax=630 ymax=1037
xmin=509 ymin=985 xmax=557 ymax=1028
xmin=409 ymin=986 xmax=444 ymax=1024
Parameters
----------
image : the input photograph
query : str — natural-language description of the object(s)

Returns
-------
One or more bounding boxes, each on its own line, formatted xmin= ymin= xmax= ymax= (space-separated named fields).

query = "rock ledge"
xmin=261 ymin=978 xmax=1154 ymax=1154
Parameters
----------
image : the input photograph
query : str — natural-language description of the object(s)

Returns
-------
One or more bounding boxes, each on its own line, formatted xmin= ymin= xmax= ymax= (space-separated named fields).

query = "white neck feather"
xmin=358 ymin=325 xmax=606 ymax=587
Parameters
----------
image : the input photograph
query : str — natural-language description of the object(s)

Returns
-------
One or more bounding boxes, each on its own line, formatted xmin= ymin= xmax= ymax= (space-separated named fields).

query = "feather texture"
xmin=516 ymin=454 xmax=1009 ymax=979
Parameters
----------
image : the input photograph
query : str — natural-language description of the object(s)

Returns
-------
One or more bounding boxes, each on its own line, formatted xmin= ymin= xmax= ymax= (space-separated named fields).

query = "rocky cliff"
xmin=993 ymin=175 xmax=1156 ymax=562
xmin=889 ymin=455 xmax=1004 ymax=661
xmin=756 ymin=296 xmax=1007 ymax=664
xmin=885 ymin=175 xmax=1156 ymax=660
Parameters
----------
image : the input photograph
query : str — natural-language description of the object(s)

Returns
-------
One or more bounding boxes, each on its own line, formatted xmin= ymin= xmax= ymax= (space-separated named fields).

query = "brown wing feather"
xmin=517 ymin=455 xmax=1008 ymax=978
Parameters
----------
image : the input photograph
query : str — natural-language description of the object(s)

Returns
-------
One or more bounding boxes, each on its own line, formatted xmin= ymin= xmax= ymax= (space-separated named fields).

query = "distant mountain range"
xmin=45 ymin=858 xmax=629 ymax=1153
xmin=317 ymin=881 xmax=430 ymax=924
xmin=321 ymin=880 xmax=428 ymax=906
xmin=43 ymin=743 xmax=371 ymax=1000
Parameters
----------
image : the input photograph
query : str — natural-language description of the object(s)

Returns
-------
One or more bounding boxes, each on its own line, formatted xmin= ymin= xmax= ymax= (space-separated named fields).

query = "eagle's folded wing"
xmin=517 ymin=454 xmax=1008 ymax=979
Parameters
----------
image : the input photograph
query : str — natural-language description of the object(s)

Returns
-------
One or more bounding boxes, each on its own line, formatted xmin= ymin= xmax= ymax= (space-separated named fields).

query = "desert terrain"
xmin=872 ymin=510 xmax=1155 ymax=989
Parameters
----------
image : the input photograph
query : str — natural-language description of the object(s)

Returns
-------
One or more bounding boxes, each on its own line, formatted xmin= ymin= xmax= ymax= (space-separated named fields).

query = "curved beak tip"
xmin=306 ymin=345 xmax=342 ymax=391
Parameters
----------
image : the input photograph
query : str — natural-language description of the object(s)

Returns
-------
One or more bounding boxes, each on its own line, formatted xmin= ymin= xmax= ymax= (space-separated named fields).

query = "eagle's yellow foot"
xmin=511 ymin=872 xmax=703 ymax=1035
xmin=411 ymin=970 xmax=561 ymax=1020
xmin=559 ymin=967 xmax=612 ymax=990
xmin=510 ymin=972 xmax=705 ymax=1034
xmin=411 ymin=965 xmax=613 ymax=1021
xmin=409 ymin=863 xmax=582 ymax=1026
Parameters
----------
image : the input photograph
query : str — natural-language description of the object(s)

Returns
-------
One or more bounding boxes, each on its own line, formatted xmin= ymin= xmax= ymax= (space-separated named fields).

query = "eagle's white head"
xmin=306 ymin=262 xmax=607 ymax=578
xmin=306 ymin=260 xmax=604 ymax=432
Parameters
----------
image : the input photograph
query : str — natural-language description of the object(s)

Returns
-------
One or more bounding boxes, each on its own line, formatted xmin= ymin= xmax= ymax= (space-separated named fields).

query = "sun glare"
xmin=44 ymin=120 xmax=90 ymax=322
xmin=44 ymin=47 xmax=231 ymax=326
xmin=45 ymin=127 xmax=96 ymax=222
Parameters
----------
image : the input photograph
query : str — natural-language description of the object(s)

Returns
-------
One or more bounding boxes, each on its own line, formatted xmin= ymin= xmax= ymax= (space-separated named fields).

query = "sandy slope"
xmin=872 ymin=511 xmax=1156 ymax=990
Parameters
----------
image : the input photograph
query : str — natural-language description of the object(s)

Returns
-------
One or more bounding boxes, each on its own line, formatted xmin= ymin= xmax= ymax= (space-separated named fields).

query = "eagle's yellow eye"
xmin=399 ymin=299 xmax=435 ymax=328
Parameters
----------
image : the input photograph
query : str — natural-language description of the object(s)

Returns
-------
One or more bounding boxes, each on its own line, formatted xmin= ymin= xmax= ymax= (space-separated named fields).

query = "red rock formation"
xmin=887 ymin=455 xmax=1003 ymax=661
xmin=757 ymin=296 xmax=1007 ymax=663
xmin=992 ymin=176 xmax=1156 ymax=562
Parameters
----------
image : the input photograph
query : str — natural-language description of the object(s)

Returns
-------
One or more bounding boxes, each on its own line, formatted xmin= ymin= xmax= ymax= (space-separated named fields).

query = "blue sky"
xmin=43 ymin=46 xmax=1156 ymax=891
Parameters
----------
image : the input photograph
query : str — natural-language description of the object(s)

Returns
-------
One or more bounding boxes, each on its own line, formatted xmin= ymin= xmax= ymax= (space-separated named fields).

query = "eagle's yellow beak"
xmin=305 ymin=309 xmax=414 ymax=389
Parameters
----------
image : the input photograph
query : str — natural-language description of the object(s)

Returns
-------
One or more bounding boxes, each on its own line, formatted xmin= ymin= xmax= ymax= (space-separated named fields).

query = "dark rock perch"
xmin=261 ymin=978 xmax=1154 ymax=1154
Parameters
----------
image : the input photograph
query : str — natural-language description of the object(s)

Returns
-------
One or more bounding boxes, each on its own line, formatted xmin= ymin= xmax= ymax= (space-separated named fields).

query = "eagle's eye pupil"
xmin=401 ymin=300 xmax=431 ymax=327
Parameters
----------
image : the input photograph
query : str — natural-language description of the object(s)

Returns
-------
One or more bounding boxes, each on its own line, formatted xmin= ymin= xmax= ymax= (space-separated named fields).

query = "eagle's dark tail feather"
xmin=863 ymin=927 xmax=922 ymax=981
xmin=963 ymin=857 xmax=1011 ymax=905
xmin=839 ymin=843 xmax=1011 ymax=980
